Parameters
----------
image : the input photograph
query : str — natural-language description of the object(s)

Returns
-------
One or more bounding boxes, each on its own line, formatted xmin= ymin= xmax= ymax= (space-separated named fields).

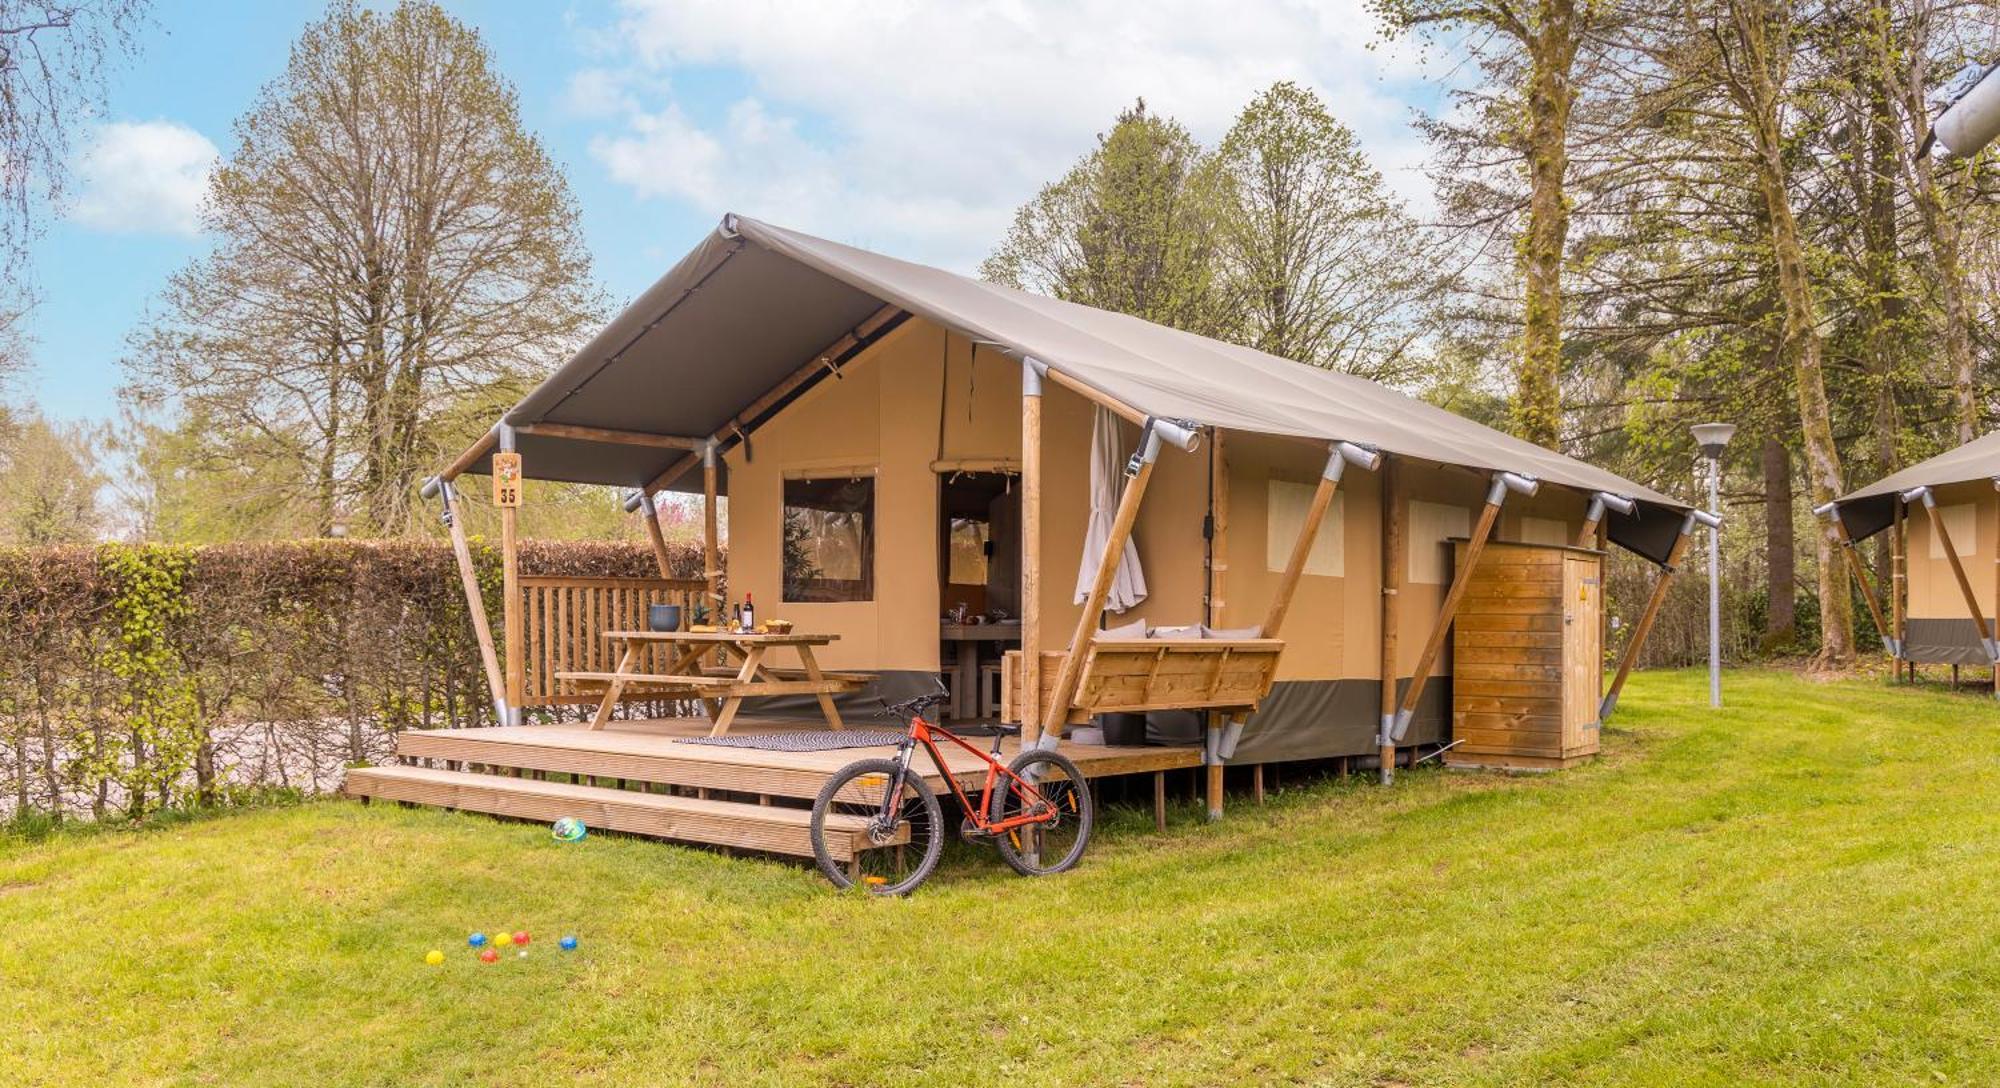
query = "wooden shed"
xmin=1446 ymin=540 xmax=1603 ymax=770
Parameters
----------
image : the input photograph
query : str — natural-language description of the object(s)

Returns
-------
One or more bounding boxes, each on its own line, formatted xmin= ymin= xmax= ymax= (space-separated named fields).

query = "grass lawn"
xmin=6 ymin=668 xmax=2000 ymax=1086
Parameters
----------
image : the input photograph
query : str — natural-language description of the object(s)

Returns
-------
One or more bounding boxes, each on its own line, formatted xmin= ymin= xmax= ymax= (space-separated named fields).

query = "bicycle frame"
xmin=876 ymin=712 xmax=1065 ymax=835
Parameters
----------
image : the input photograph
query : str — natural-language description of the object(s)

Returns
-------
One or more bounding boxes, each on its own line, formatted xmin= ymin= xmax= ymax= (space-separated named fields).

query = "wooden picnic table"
xmin=557 ymin=630 xmax=872 ymax=736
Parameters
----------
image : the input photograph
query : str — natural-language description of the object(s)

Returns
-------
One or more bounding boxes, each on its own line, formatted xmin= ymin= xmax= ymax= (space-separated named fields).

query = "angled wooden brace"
xmin=1812 ymin=500 xmax=1898 ymax=658
xmin=1575 ymin=491 xmax=1636 ymax=549
xmin=1035 ymin=416 xmax=1203 ymax=749
xmin=1388 ymin=470 xmax=1540 ymax=743
xmin=1600 ymin=508 xmax=1720 ymax=720
xmin=1902 ymin=485 xmax=2000 ymax=672
xmin=1210 ymin=440 xmax=1382 ymax=763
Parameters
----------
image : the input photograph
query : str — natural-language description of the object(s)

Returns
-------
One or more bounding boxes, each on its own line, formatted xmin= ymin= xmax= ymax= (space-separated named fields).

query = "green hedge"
xmin=0 ymin=539 xmax=706 ymax=822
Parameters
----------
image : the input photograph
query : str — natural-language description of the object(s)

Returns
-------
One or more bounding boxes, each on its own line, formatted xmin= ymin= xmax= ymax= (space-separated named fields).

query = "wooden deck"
xmin=343 ymin=715 xmax=1202 ymax=859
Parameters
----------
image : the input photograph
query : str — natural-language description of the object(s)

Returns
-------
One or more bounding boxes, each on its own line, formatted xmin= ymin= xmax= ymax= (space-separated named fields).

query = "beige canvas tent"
xmin=1825 ymin=431 xmax=2000 ymax=689
xmin=404 ymin=214 xmax=1703 ymax=821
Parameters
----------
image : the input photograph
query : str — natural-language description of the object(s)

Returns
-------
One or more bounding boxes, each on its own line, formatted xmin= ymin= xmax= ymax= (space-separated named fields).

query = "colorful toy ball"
xmin=552 ymin=816 xmax=588 ymax=843
xmin=494 ymin=931 xmax=514 ymax=948
xmin=512 ymin=931 xmax=531 ymax=946
xmin=559 ymin=935 xmax=578 ymax=951
xmin=479 ymin=948 xmax=499 ymax=964
xmin=468 ymin=932 xmax=487 ymax=948
xmin=424 ymin=950 xmax=444 ymax=966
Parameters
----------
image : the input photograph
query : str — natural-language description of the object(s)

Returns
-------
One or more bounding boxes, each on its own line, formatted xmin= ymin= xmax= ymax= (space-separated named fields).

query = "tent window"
xmin=1927 ymin=504 xmax=1977 ymax=560
xmin=1265 ymin=479 xmax=1344 ymax=576
xmin=783 ymin=476 xmax=875 ymax=602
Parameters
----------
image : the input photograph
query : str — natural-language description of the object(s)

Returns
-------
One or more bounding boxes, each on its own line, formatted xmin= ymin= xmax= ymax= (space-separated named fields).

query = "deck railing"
xmin=517 ymin=575 xmax=707 ymax=707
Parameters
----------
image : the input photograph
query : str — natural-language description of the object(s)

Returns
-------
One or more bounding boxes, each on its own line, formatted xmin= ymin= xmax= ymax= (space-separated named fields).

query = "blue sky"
xmin=24 ymin=0 xmax=1450 ymax=424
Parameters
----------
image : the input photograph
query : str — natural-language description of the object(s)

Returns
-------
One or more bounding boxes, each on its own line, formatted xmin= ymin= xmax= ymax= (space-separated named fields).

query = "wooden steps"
xmin=342 ymin=717 xmax=1202 ymax=858
xmin=342 ymin=765 xmax=896 ymax=860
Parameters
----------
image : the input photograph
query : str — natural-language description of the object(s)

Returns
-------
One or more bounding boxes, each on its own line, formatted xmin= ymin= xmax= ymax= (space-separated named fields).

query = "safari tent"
xmin=346 ymin=214 xmax=1703 ymax=853
xmin=1824 ymin=431 xmax=2000 ymax=689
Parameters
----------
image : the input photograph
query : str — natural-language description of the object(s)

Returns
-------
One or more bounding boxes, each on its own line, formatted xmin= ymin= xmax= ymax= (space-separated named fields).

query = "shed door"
xmin=1561 ymin=555 xmax=1602 ymax=742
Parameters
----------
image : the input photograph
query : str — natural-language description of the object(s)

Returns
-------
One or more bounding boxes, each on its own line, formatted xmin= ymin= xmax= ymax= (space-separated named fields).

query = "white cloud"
xmin=581 ymin=0 xmax=1441 ymax=272
xmin=69 ymin=120 xmax=218 ymax=237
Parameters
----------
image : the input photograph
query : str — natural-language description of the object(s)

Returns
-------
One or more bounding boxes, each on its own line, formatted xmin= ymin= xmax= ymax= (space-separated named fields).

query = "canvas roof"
xmin=468 ymin=214 xmax=1694 ymax=563
xmin=1830 ymin=430 xmax=2000 ymax=541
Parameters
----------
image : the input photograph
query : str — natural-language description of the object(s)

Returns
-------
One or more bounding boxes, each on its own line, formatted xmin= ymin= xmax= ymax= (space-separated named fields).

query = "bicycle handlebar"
xmin=881 ymin=692 xmax=951 ymax=719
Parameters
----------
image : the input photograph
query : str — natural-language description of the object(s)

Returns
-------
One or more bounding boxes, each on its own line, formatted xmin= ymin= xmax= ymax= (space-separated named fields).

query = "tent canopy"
xmin=1830 ymin=430 xmax=2000 ymax=542
xmin=457 ymin=214 xmax=1693 ymax=563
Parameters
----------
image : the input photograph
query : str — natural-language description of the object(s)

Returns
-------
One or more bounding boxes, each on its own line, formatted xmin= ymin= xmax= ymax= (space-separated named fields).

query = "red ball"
xmin=479 ymin=948 xmax=499 ymax=964
xmin=513 ymin=931 xmax=531 ymax=946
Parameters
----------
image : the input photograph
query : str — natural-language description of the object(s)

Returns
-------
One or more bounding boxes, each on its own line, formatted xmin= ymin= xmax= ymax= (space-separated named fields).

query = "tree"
xmin=1212 ymin=82 xmax=1449 ymax=384
xmin=125 ymin=0 xmax=602 ymax=536
xmin=0 ymin=412 xmax=102 ymax=544
xmin=982 ymin=100 xmax=1230 ymax=337
xmin=1375 ymin=0 xmax=1611 ymax=447
xmin=0 ymin=0 xmax=148 ymax=290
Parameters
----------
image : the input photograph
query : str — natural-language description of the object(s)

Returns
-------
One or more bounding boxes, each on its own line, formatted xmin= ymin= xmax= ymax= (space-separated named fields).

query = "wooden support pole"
xmin=634 ymin=491 xmax=676 ymax=580
xmin=1601 ymin=520 xmax=1696 ymax=720
xmin=1827 ymin=515 xmax=1893 ymax=656
xmin=1020 ymin=359 xmax=1044 ymax=737
xmin=1208 ymin=440 xmax=1376 ymax=771
xmin=1574 ymin=492 xmax=1633 ymax=550
xmin=1041 ymin=368 xmax=1147 ymax=427
xmin=440 ymin=427 xmax=498 ymax=483
xmin=1262 ymin=444 xmax=1355 ymax=637
xmin=515 ymin=422 xmax=703 ymax=450
xmin=1208 ymin=429 xmax=1230 ymax=626
xmin=1391 ymin=472 xmax=1535 ymax=741
xmin=441 ymin=481 xmax=505 ymax=718
xmin=1894 ymin=500 xmax=1907 ymax=681
xmin=497 ymin=435 xmax=524 ymax=725
xmin=1205 ymin=712 xmax=1225 ymax=821
xmin=1379 ymin=456 xmax=1403 ymax=784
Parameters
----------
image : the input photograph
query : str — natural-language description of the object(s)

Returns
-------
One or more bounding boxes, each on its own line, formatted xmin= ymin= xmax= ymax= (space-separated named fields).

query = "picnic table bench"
xmin=557 ymin=630 xmax=873 ymax=736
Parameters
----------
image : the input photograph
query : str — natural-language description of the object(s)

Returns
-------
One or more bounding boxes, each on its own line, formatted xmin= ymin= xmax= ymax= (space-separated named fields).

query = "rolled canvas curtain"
xmin=1076 ymin=405 xmax=1147 ymax=613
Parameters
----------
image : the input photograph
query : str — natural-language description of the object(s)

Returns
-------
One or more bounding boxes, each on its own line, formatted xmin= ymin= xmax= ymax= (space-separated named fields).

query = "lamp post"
xmin=1691 ymin=423 xmax=1736 ymax=708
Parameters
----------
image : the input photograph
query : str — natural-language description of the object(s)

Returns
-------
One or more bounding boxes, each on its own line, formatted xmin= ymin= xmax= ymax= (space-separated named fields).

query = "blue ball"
xmin=559 ymin=935 xmax=578 ymax=951
xmin=468 ymin=932 xmax=487 ymax=948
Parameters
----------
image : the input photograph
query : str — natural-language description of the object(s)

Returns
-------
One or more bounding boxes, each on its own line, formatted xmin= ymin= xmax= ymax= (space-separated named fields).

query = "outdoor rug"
xmin=675 ymin=729 xmax=908 ymax=752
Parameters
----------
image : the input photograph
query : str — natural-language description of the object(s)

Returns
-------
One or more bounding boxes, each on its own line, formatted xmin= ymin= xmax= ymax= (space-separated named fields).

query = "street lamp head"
xmin=1690 ymin=422 xmax=1737 ymax=459
xmin=1931 ymin=60 xmax=2000 ymax=159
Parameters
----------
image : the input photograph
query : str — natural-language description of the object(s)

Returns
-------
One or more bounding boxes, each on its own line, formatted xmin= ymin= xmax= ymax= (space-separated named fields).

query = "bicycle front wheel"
xmin=989 ymin=749 xmax=1093 ymax=877
xmin=810 ymin=758 xmax=944 ymax=896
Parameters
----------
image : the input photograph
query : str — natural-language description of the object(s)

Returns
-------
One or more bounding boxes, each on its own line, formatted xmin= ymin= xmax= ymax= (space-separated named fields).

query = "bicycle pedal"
xmin=957 ymin=819 xmax=992 ymax=841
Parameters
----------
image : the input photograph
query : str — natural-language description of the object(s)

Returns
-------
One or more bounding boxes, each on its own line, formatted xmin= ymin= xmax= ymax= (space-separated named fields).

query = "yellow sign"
xmin=493 ymin=452 xmax=522 ymax=508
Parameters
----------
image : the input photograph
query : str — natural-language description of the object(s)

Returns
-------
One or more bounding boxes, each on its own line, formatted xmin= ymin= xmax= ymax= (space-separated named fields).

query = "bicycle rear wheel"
xmin=989 ymin=749 xmax=1093 ymax=877
xmin=810 ymin=758 xmax=944 ymax=896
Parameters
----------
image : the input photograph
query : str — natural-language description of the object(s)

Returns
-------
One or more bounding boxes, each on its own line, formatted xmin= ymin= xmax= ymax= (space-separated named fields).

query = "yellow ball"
xmin=424 ymin=950 xmax=444 ymax=966
xmin=494 ymin=931 xmax=513 ymax=947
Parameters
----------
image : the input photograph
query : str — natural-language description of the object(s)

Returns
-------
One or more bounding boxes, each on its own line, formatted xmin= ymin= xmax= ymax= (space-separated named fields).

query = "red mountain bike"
xmin=809 ymin=690 xmax=1094 ymax=895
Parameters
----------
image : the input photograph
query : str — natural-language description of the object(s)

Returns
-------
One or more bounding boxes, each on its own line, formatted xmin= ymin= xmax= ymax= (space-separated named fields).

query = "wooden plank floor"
xmin=394 ymin=714 xmax=1202 ymax=800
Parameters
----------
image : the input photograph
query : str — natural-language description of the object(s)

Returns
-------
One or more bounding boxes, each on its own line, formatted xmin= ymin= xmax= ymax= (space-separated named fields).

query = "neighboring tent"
xmin=1077 ymin=405 xmax=1146 ymax=613
xmin=1826 ymin=432 xmax=2000 ymax=672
